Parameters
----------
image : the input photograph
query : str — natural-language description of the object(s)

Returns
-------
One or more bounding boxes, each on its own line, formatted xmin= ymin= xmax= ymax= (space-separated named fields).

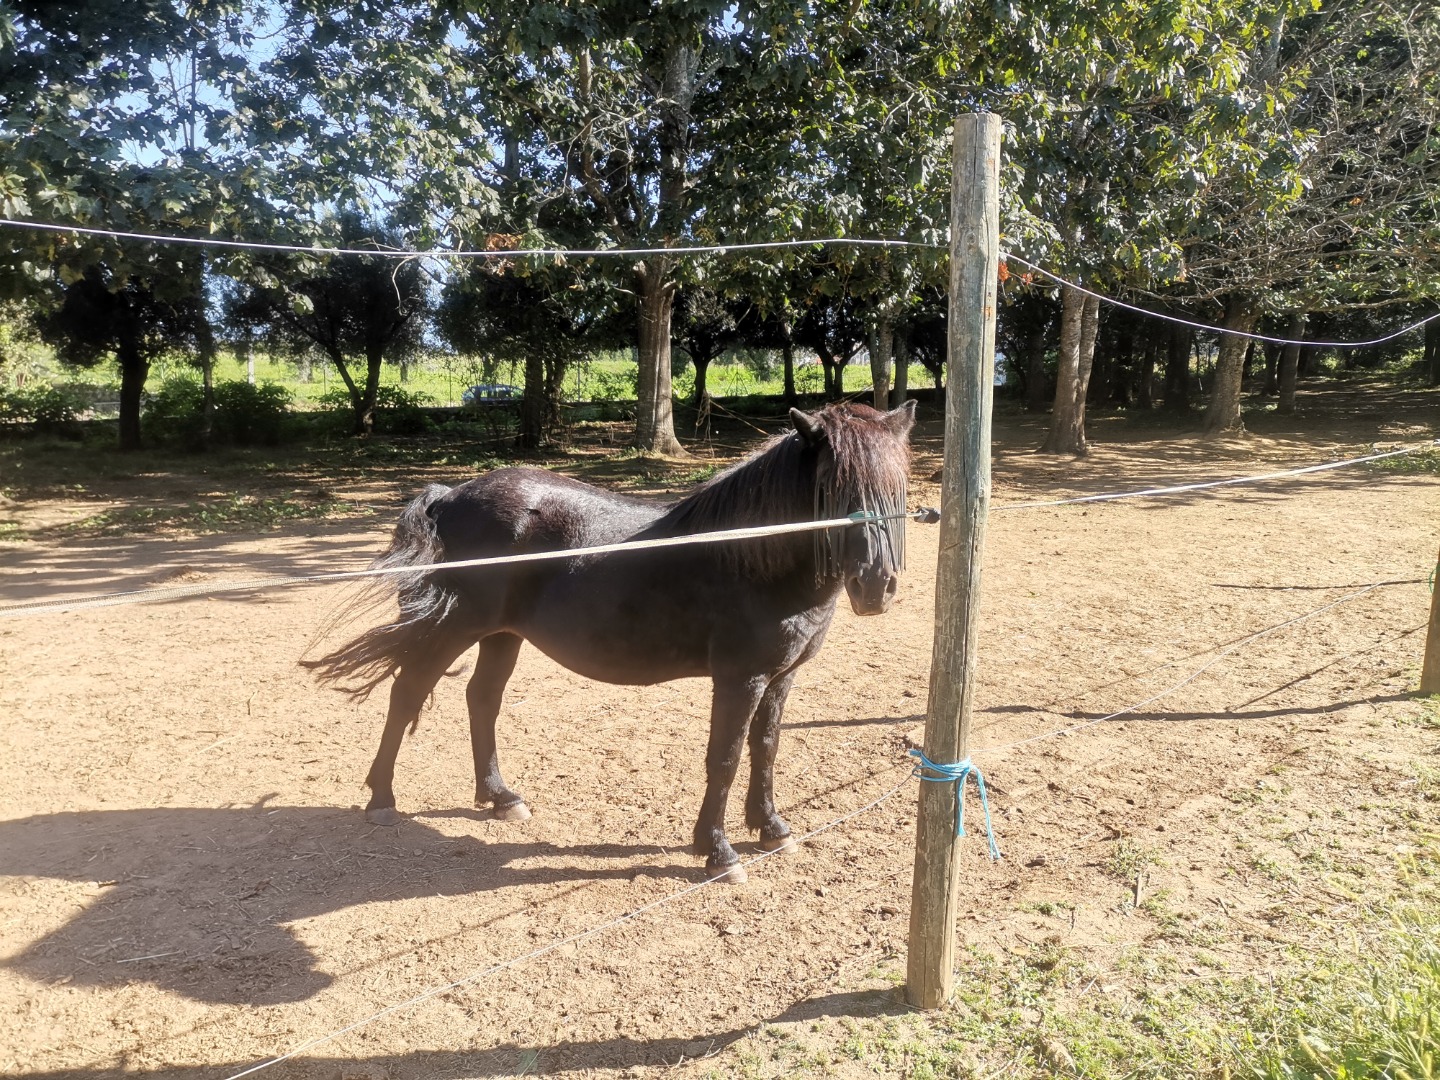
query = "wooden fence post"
xmin=1422 ymin=545 xmax=1440 ymax=694
xmin=905 ymin=113 xmax=1002 ymax=1009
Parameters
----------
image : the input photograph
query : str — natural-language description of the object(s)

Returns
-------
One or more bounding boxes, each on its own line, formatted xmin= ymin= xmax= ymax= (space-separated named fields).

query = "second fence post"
xmin=905 ymin=113 xmax=1002 ymax=1009
xmin=1423 ymin=544 xmax=1440 ymax=694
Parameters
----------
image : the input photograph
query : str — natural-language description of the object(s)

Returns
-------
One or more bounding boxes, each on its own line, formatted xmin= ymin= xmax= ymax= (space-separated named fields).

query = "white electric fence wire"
xmin=0 ymin=513 xmax=902 ymax=619
xmin=3 ymin=442 xmax=1432 ymax=619
xmin=219 ymin=774 xmax=912 ymax=1080
xmin=972 ymin=580 xmax=1394 ymax=755
xmin=993 ymin=440 xmax=1439 ymax=511
xmin=1004 ymin=255 xmax=1440 ymax=348
xmin=0 ymin=217 xmax=929 ymax=258
xmin=6 ymin=216 xmax=1440 ymax=347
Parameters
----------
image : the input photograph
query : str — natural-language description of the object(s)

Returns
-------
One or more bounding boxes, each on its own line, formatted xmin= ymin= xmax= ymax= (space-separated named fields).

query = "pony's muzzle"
xmin=845 ymin=570 xmax=898 ymax=616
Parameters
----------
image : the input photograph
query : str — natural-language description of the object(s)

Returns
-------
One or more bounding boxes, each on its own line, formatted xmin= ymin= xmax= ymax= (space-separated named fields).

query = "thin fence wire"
xmin=972 ymin=579 xmax=1404 ymax=754
xmin=219 ymin=773 xmax=912 ymax=1080
xmin=2 ymin=442 xmax=1431 ymax=619
xmin=0 ymin=217 xmax=929 ymax=259
xmin=5 ymin=215 xmax=1439 ymax=348
xmin=213 ymin=566 xmax=1411 ymax=1080
xmin=0 ymin=511 xmax=918 ymax=619
xmin=1003 ymin=255 xmax=1440 ymax=348
xmin=992 ymin=441 xmax=1438 ymax=511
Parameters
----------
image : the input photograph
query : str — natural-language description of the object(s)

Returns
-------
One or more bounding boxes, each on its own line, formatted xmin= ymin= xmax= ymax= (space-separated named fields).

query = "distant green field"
xmin=25 ymin=345 xmax=937 ymax=413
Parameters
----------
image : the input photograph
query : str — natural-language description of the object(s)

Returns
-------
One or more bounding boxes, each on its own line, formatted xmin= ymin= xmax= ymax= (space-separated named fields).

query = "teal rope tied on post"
xmin=908 ymin=749 xmax=1002 ymax=860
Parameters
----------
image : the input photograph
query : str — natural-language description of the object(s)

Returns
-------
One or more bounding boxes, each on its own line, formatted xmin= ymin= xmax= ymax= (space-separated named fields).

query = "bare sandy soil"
xmin=1 ymin=385 xmax=1438 ymax=1080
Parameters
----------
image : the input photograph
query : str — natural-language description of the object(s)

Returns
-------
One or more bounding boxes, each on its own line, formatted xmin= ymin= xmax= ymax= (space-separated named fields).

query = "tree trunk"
xmin=359 ymin=342 xmax=383 ymax=437
xmin=1262 ymin=343 xmax=1279 ymax=396
xmin=781 ymin=331 xmax=797 ymax=405
xmin=1425 ymin=314 xmax=1440 ymax=387
xmin=1203 ymin=295 xmax=1260 ymax=436
xmin=869 ymin=317 xmax=893 ymax=409
xmin=815 ymin=342 xmax=844 ymax=400
xmin=1107 ymin=313 xmax=1135 ymax=407
xmin=890 ymin=328 xmax=909 ymax=409
xmin=693 ymin=354 xmax=711 ymax=404
xmin=1086 ymin=311 xmax=1114 ymax=407
xmin=628 ymin=40 xmax=696 ymax=457
xmin=116 ymin=340 xmax=148 ymax=452
xmin=1137 ymin=339 xmax=1157 ymax=408
xmin=1277 ymin=312 xmax=1306 ymax=414
xmin=199 ymin=349 xmax=216 ymax=446
xmin=519 ymin=349 xmax=545 ymax=449
xmin=1163 ymin=322 xmax=1193 ymax=414
xmin=633 ymin=262 xmax=686 ymax=456
xmin=1041 ymin=287 xmax=1099 ymax=455
xmin=1024 ymin=311 xmax=1049 ymax=412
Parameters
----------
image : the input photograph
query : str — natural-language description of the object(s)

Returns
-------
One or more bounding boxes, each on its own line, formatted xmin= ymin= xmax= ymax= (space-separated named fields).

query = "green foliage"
xmin=142 ymin=379 xmax=207 ymax=447
xmin=0 ymin=384 xmax=83 ymax=434
xmin=315 ymin=384 xmax=435 ymax=436
xmin=215 ymin=381 xmax=293 ymax=446
xmin=1248 ymin=909 xmax=1440 ymax=1080
xmin=63 ymin=492 xmax=346 ymax=538
xmin=144 ymin=379 xmax=295 ymax=448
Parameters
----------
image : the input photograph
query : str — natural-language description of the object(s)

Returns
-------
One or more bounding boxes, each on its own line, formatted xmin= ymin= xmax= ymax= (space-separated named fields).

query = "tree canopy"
xmin=1 ymin=0 xmax=1436 ymax=449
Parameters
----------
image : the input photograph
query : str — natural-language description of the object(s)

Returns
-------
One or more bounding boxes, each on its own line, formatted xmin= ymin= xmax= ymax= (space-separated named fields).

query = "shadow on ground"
xmin=15 ymin=988 xmax=905 ymax=1079
xmin=1 ymin=804 xmax=700 ymax=1006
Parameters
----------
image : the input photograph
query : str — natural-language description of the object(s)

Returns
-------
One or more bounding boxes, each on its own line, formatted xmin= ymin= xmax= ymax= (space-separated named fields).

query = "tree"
xmin=437 ymin=259 xmax=629 ymax=449
xmin=40 ymin=263 xmax=209 ymax=449
xmin=672 ymin=287 xmax=740 ymax=406
xmin=227 ymin=215 xmax=427 ymax=437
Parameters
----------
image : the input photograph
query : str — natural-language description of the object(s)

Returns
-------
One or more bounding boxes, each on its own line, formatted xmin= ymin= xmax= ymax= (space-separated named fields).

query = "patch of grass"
xmin=1018 ymin=900 xmax=1075 ymax=917
xmin=1248 ymin=907 xmax=1440 ymax=1080
xmin=58 ymin=492 xmax=349 ymax=537
xmin=1413 ymin=698 xmax=1440 ymax=730
xmin=1105 ymin=837 xmax=1163 ymax=880
xmin=1367 ymin=446 xmax=1440 ymax=475
xmin=799 ymin=901 xmax=1440 ymax=1080
xmin=1414 ymin=763 xmax=1440 ymax=801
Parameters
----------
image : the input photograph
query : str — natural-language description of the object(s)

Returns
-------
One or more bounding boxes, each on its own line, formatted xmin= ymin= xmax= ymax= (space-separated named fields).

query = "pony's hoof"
xmin=364 ymin=806 xmax=403 ymax=827
xmin=492 ymin=801 xmax=531 ymax=822
xmin=758 ymin=833 xmax=798 ymax=854
xmin=707 ymin=861 xmax=748 ymax=885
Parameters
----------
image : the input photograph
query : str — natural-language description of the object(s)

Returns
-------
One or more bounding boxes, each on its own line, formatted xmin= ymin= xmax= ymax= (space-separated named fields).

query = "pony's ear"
xmin=884 ymin=399 xmax=917 ymax=437
xmin=790 ymin=408 xmax=826 ymax=446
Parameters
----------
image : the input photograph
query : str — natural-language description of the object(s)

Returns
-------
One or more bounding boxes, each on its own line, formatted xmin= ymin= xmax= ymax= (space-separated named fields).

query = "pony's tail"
xmin=302 ymin=483 xmax=458 ymax=701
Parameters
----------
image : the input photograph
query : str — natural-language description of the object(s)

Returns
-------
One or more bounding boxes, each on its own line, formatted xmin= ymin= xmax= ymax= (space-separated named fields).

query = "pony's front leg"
xmin=745 ymin=670 xmax=799 ymax=854
xmin=467 ymin=633 xmax=529 ymax=820
xmin=694 ymin=675 xmax=767 ymax=883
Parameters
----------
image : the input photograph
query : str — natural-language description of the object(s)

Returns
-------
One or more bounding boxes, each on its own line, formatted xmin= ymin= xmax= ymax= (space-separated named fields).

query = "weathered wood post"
xmin=1422 ymin=545 xmax=1440 ymax=694
xmin=905 ymin=113 xmax=1002 ymax=1009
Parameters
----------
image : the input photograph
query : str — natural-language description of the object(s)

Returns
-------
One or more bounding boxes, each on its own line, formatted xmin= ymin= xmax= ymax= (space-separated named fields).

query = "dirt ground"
xmin=2 ymin=384 xmax=1438 ymax=1080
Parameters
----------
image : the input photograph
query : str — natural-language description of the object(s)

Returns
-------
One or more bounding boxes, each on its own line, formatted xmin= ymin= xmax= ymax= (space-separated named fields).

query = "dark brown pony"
xmin=306 ymin=401 xmax=916 ymax=880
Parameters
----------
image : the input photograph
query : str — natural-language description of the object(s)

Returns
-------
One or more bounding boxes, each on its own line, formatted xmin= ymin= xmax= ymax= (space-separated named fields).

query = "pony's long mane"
xmin=646 ymin=403 xmax=911 ymax=582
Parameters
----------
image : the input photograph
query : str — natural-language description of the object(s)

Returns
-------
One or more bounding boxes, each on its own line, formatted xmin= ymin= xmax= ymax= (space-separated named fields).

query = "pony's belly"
xmin=523 ymin=633 xmax=708 ymax=686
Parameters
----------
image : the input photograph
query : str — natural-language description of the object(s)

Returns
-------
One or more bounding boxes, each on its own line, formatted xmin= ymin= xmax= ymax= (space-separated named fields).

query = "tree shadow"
xmin=14 ymin=988 xmax=906 ymax=1079
xmin=0 ymin=803 xmax=697 ymax=1006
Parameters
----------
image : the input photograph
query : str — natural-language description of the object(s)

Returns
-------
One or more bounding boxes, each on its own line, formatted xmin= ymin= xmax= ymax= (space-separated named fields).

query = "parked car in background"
xmin=461 ymin=384 xmax=522 ymax=406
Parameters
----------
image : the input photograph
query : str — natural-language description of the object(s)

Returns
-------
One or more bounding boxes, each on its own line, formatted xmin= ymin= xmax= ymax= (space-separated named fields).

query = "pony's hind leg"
xmin=467 ymin=632 xmax=528 ymax=820
xmin=745 ymin=670 xmax=799 ymax=854
xmin=363 ymin=634 xmax=476 ymax=826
